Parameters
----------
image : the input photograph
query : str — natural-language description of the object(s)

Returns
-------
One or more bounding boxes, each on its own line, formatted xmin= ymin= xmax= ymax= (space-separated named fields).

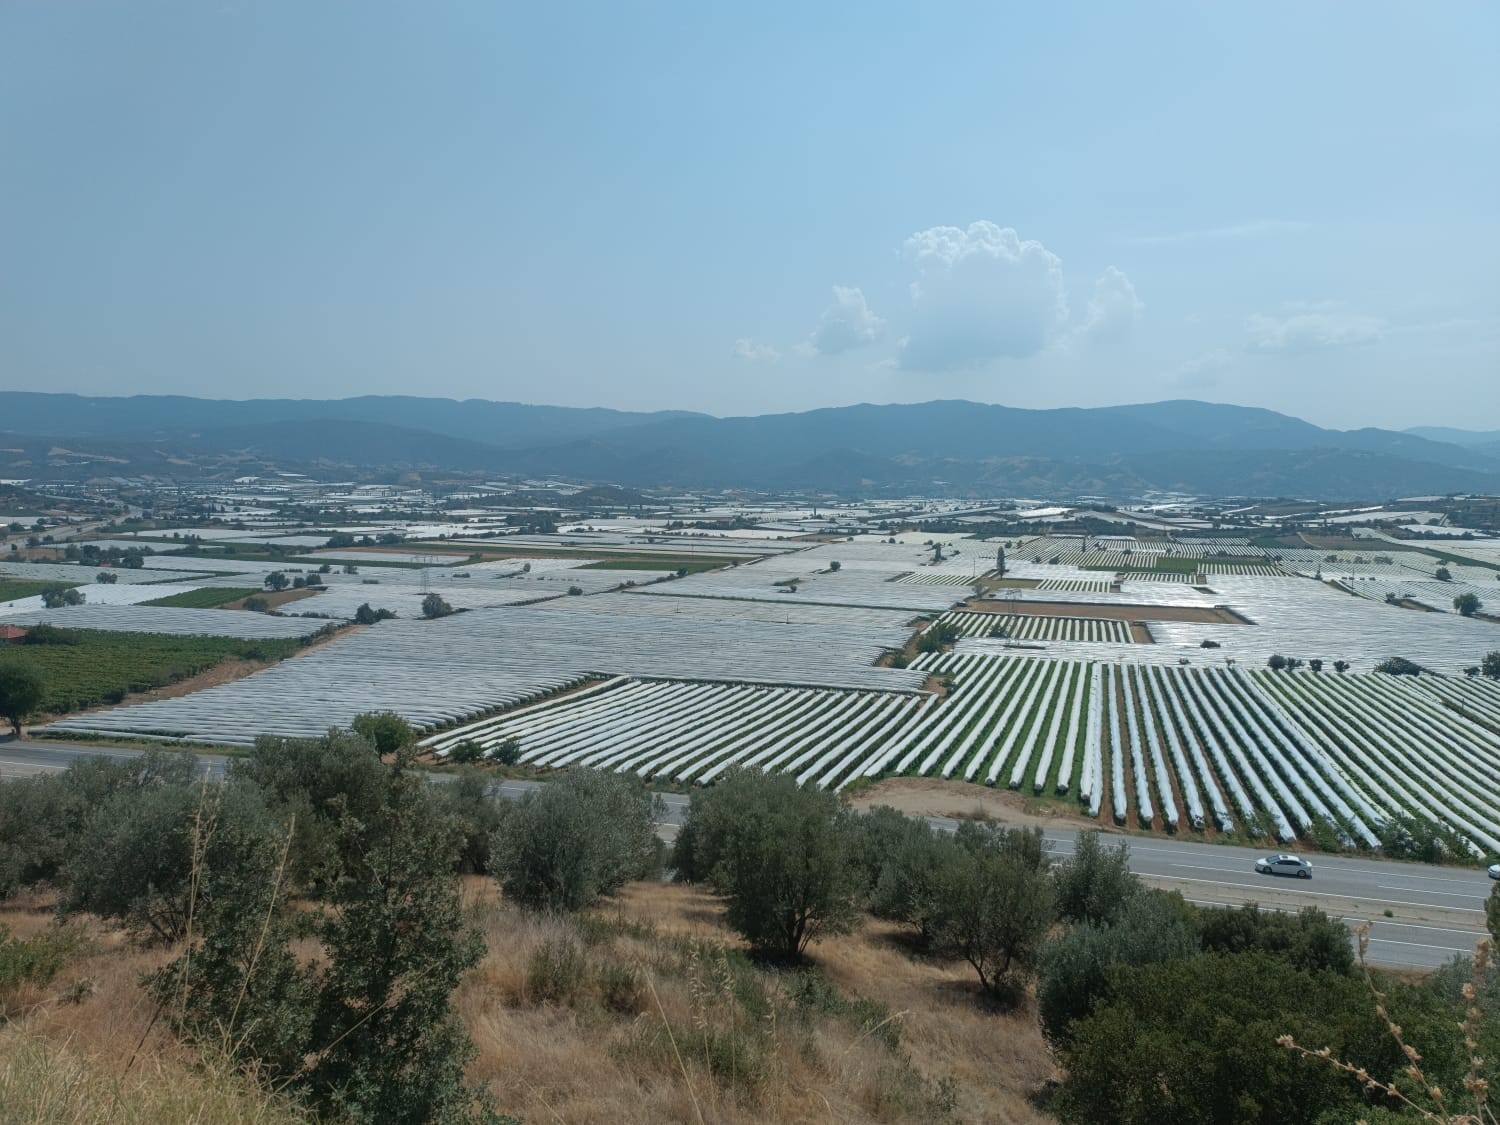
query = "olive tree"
xmin=492 ymin=768 xmax=661 ymax=911
xmin=674 ymin=769 xmax=863 ymax=961
xmin=0 ymin=660 xmax=45 ymax=736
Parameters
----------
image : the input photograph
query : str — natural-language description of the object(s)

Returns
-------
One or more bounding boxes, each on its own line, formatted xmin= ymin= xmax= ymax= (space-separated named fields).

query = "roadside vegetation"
xmin=0 ymin=748 xmax=1494 ymax=1124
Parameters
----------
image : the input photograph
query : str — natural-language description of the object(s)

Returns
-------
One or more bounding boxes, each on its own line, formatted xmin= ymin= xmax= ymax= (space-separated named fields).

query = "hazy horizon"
xmin=2 ymin=2 xmax=1496 ymax=431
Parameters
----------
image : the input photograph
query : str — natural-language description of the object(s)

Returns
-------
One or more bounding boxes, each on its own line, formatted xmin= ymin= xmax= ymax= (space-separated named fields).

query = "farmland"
xmin=0 ymin=578 xmax=75 ymax=603
xmin=14 ymin=508 xmax=1500 ymax=859
xmin=1 ymin=627 xmax=303 ymax=715
xmin=141 ymin=586 xmax=263 ymax=608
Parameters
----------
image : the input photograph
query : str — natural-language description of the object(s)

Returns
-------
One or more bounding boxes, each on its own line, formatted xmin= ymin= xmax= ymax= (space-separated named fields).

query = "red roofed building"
xmin=0 ymin=624 xmax=28 ymax=643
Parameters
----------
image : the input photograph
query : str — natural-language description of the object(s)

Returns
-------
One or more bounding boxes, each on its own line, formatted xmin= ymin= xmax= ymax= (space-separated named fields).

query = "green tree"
xmin=1484 ymin=650 xmax=1500 ymax=680
xmin=434 ymin=770 xmax=503 ymax=875
xmin=95 ymin=570 xmax=118 ymax=584
xmin=350 ymin=710 xmax=416 ymax=756
xmin=1453 ymin=592 xmax=1482 ymax=616
xmin=1436 ymin=565 xmax=1453 ymax=581
xmin=860 ymin=807 xmax=949 ymax=943
xmin=0 ymin=660 xmax=45 ymax=736
xmin=421 ymin=592 xmax=454 ymax=618
xmin=61 ymin=778 xmax=279 ymax=944
xmin=493 ymin=769 xmax=660 ymax=911
xmin=1488 ymin=881 xmax=1499 ymax=946
xmin=40 ymin=585 xmax=83 ymax=608
xmin=1053 ymin=830 xmax=1137 ymax=926
xmin=926 ymin=836 xmax=1055 ymax=996
xmin=264 ymin=571 xmax=289 ymax=592
xmin=148 ymin=796 xmax=313 ymax=1077
xmin=303 ymin=772 xmax=491 ymax=1124
xmin=230 ymin=731 xmax=391 ymax=888
xmin=354 ymin=602 xmax=395 ymax=625
xmin=674 ymin=769 xmax=862 ymax=961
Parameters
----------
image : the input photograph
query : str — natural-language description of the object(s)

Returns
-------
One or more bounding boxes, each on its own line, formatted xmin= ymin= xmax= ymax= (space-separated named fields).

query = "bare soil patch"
xmin=219 ymin=587 xmax=320 ymax=611
xmin=850 ymin=776 xmax=1102 ymax=832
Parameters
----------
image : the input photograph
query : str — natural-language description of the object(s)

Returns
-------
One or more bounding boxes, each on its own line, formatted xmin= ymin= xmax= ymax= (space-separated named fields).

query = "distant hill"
xmin=3 ymin=391 xmax=1497 ymax=500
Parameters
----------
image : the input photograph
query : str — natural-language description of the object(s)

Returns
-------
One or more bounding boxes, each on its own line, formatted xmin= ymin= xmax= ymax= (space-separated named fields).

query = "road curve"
xmin=3 ymin=739 xmax=1491 ymax=969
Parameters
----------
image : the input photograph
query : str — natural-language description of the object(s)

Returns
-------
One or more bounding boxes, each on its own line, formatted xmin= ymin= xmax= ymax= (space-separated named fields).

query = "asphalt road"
xmin=3 ymin=739 xmax=1492 ymax=969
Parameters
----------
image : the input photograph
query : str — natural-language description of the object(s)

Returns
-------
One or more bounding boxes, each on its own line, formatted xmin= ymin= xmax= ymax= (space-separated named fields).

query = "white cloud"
xmin=898 ymin=222 xmax=1069 ymax=371
xmin=810 ymin=286 xmax=885 ymax=355
xmin=1077 ymin=266 xmax=1143 ymax=343
xmin=1245 ymin=308 xmax=1385 ymax=352
xmin=895 ymin=221 xmax=1139 ymax=371
xmin=732 ymin=338 xmax=780 ymax=363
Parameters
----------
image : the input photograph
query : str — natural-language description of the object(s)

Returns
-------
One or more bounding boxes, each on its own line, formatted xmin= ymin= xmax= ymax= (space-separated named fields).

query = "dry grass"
xmin=3 ymin=880 xmax=1056 ymax=1124
xmin=456 ymin=878 xmax=1055 ymax=1123
xmin=0 ymin=892 xmax=296 ymax=1124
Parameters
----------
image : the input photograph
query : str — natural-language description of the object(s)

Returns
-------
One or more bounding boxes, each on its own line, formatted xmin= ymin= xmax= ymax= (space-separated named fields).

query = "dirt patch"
xmin=220 ymin=587 xmax=320 ymax=611
xmin=965 ymin=598 xmax=1245 ymax=624
xmin=850 ymin=776 xmax=1102 ymax=832
xmin=1129 ymin=622 xmax=1155 ymax=643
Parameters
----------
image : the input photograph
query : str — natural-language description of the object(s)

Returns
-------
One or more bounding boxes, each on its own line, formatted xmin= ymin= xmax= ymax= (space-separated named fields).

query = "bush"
xmin=1374 ymin=656 xmax=1424 ymax=676
xmin=1194 ymin=904 xmax=1354 ymax=976
xmin=493 ymin=769 xmax=662 ymax=912
xmin=674 ymin=769 xmax=863 ymax=961
xmin=353 ymin=601 xmax=396 ymax=625
xmin=525 ymin=938 xmax=589 ymax=1005
xmin=1055 ymin=949 xmax=1459 ymax=1125
xmin=433 ymin=770 xmax=503 ymax=875
xmin=0 ymin=924 xmax=86 ymax=1006
xmin=1037 ymin=889 xmax=1198 ymax=1046
xmin=421 ymin=592 xmax=454 ymax=618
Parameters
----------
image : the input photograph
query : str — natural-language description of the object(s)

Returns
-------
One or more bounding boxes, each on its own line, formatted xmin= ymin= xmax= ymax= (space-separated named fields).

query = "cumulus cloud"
xmin=893 ymin=221 xmax=1139 ymax=371
xmin=810 ymin=286 xmax=885 ymax=355
xmin=1078 ymin=266 xmax=1143 ymax=343
xmin=1245 ymin=308 xmax=1385 ymax=352
xmin=898 ymin=222 xmax=1069 ymax=371
xmin=732 ymin=337 xmax=780 ymax=362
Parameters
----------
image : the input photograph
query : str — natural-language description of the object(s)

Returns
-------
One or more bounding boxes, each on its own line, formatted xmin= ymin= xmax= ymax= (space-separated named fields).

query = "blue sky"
xmin=2 ymin=2 xmax=1495 ymax=428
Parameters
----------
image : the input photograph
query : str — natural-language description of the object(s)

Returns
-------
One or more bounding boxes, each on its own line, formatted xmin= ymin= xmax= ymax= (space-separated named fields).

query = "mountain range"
xmin=2 ymin=391 xmax=1498 ymax=501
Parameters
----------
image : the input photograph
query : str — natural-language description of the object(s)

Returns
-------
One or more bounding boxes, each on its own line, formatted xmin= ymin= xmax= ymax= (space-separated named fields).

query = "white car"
xmin=1255 ymin=853 xmax=1313 ymax=879
xmin=1489 ymin=862 xmax=1499 ymax=880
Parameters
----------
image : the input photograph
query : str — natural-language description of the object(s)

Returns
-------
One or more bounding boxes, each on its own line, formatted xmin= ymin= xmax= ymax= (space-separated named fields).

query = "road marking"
xmin=1364 ymin=935 xmax=1473 ymax=952
xmin=1378 ymin=884 xmax=1489 ymax=901
xmin=1143 ymin=873 xmax=1485 ymax=915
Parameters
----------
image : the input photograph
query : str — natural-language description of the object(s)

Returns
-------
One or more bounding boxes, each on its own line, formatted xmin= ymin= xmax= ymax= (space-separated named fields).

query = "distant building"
xmin=0 ymin=624 xmax=28 ymax=643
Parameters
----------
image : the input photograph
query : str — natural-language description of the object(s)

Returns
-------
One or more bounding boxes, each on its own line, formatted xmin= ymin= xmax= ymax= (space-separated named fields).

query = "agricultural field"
xmin=0 ymin=578 xmax=72 ymax=603
xmin=1 ymin=627 xmax=303 ymax=715
xmin=932 ymin=610 xmax=1135 ymax=643
xmin=26 ymin=524 xmax=1500 ymax=860
xmin=141 ymin=586 xmax=262 ymax=608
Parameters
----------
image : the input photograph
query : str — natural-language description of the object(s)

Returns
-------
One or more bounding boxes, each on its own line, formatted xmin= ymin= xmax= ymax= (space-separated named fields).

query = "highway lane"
xmin=4 ymin=739 xmax=1492 ymax=968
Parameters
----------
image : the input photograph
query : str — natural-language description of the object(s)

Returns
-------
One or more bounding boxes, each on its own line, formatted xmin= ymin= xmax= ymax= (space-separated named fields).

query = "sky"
xmin=1 ymin=2 xmax=1496 ymax=430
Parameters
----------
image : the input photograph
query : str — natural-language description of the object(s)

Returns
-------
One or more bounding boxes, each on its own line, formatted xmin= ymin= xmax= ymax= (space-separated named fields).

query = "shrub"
xmin=1037 ymin=889 xmax=1197 ymax=1046
xmin=1374 ymin=656 xmax=1424 ymax=676
xmin=526 ymin=938 xmax=589 ymax=1005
